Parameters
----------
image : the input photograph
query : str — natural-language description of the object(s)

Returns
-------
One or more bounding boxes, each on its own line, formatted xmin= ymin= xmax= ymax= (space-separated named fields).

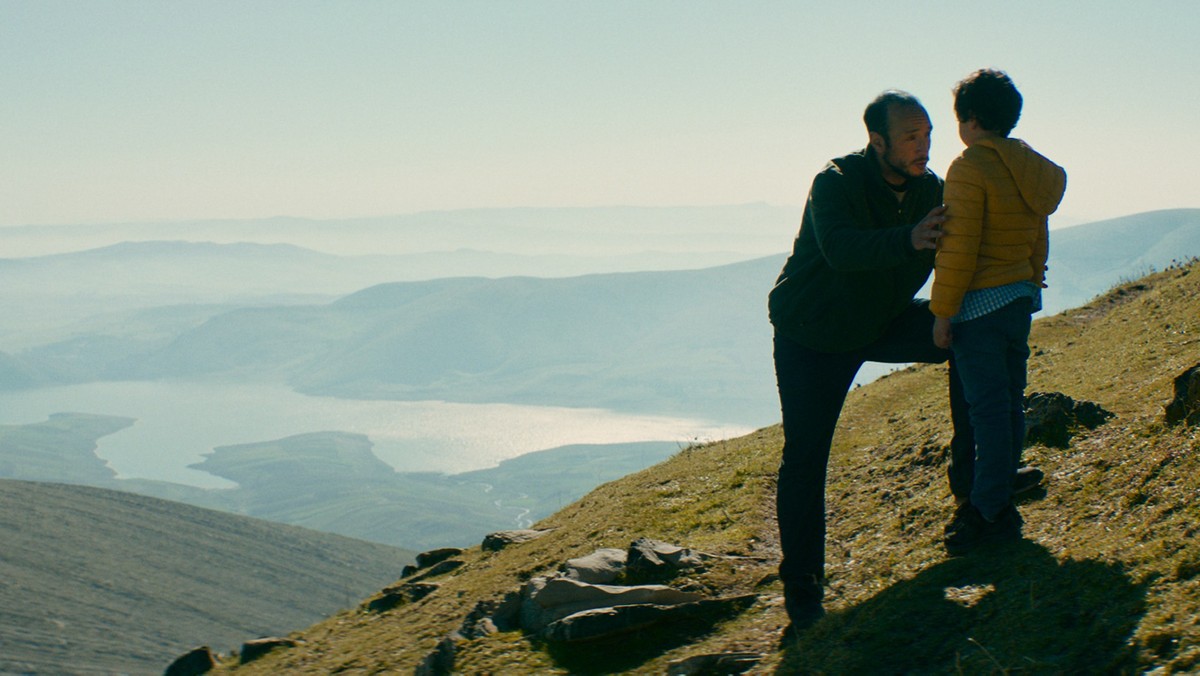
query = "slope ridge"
xmin=0 ymin=480 xmax=413 ymax=674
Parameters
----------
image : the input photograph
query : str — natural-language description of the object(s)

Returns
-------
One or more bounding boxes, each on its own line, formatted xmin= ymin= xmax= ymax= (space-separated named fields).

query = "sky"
xmin=1 ymin=1 xmax=1198 ymax=229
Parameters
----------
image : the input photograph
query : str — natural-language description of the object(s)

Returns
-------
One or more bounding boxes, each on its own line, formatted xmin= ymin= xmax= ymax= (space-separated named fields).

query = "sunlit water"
xmin=0 ymin=381 xmax=753 ymax=489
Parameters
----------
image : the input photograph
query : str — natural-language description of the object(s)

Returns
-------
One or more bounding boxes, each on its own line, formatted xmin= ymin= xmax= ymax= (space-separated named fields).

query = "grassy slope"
xmin=0 ymin=480 xmax=414 ymax=675
xmin=215 ymin=262 xmax=1200 ymax=674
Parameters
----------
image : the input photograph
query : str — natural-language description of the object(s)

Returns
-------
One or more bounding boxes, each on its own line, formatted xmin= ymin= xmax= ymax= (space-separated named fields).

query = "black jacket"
xmin=768 ymin=148 xmax=943 ymax=352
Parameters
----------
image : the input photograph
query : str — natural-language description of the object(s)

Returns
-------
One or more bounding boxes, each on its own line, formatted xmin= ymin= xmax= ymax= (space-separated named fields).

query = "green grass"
xmin=204 ymin=262 xmax=1200 ymax=673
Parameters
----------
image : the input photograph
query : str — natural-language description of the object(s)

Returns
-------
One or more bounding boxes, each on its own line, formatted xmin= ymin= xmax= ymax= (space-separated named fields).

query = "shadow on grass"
xmin=779 ymin=539 xmax=1147 ymax=674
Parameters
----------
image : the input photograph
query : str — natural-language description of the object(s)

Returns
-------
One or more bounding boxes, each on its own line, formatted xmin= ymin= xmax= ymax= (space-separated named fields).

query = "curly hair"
xmin=953 ymin=69 xmax=1023 ymax=137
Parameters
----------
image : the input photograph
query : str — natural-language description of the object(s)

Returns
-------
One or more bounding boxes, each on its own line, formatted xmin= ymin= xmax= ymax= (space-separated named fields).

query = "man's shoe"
xmin=944 ymin=500 xmax=973 ymax=536
xmin=784 ymin=596 xmax=825 ymax=631
xmin=782 ymin=579 xmax=825 ymax=635
xmin=1013 ymin=466 xmax=1045 ymax=496
xmin=944 ymin=504 xmax=1023 ymax=556
xmin=780 ymin=597 xmax=824 ymax=645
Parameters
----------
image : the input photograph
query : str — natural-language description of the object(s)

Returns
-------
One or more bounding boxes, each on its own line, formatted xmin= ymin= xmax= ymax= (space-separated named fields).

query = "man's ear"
xmin=868 ymin=131 xmax=887 ymax=155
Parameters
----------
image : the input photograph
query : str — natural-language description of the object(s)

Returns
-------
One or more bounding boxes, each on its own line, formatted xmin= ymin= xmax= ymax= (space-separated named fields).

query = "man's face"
xmin=873 ymin=104 xmax=932 ymax=181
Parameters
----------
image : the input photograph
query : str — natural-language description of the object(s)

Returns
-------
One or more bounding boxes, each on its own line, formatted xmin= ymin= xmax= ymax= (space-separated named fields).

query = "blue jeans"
xmin=773 ymin=300 xmax=973 ymax=592
xmin=951 ymin=298 xmax=1032 ymax=521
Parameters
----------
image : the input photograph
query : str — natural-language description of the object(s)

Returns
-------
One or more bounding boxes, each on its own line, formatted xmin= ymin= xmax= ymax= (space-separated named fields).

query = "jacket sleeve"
xmin=1032 ymin=216 xmax=1049 ymax=287
xmin=808 ymin=169 xmax=918 ymax=272
xmin=930 ymin=157 xmax=985 ymax=318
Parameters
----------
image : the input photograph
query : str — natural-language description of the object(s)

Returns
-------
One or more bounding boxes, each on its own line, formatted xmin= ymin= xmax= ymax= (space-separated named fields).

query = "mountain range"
xmin=1 ymin=208 xmax=1196 ymax=427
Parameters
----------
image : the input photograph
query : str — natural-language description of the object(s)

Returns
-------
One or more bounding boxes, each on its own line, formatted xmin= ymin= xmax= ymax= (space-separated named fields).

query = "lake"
xmin=0 ymin=381 xmax=754 ymax=488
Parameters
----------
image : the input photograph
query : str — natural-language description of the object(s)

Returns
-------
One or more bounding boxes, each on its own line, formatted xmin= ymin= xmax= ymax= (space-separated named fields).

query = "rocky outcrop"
xmin=626 ymin=538 xmax=706 ymax=581
xmin=239 ymin=637 xmax=297 ymax=664
xmin=163 ymin=646 xmax=215 ymax=676
xmin=371 ymin=547 xmax=467 ymax=612
xmin=403 ymin=547 xmax=465 ymax=577
xmin=540 ymin=594 xmax=757 ymax=643
xmin=414 ymin=636 xmax=457 ymax=676
xmin=407 ymin=559 xmax=464 ymax=583
xmin=481 ymin=528 xmax=554 ymax=551
xmin=667 ymin=651 xmax=762 ymax=675
xmin=520 ymin=540 xmax=754 ymax=642
xmin=367 ymin=581 xmax=440 ymax=612
xmin=413 ymin=537 xmax=759 ymax=671
xmin=458 ymin=592 xmax=522 ymax=639
xmin=519 ymin=576 xmax=706 ymax=634
xmin=1164 ymin=363 xmax=1200 ymax=426
xmin=1025 ymin=391 xmax=1115 ymax=448
xmin=562 ymin=547 xmax=627 ymax=583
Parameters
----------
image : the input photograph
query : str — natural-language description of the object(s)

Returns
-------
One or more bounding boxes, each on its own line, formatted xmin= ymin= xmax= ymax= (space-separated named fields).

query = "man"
xmin=767 ymin=90 xmax=967 ymax=635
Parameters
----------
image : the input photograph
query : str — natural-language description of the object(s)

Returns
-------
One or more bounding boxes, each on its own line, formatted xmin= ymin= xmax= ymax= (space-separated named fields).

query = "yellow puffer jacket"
xmin=930 ymin=137 xmax=1067 ymax=318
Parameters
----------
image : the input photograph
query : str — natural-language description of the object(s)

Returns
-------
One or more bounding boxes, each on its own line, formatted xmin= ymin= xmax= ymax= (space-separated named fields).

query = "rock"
xmin=540 ymin=594 xmax=757 ymax=643
xmin=417 ymin=547 xmax=465 ymax=568
xmin=404 ymin=547 xmax=465 ymax=577
xmin=487 ymin=591 xmax=524 ymax=632
xmin=1024 ymin=392 xmax=1114 ymax=448
xmin=667 ymin=652 xmax=762 ymax=675
xmin=239 ymin=637 xmax=297 ymax=664
xmin=163 ymin=646 xmax=215 ymax=676
xmin=414 ymin=636 xmax=457 ymax=676
xmin=626 ymin=538 xmax=705 ymax=580
xmin=406 ymin=559 xmax=464 ymax=583
xmin=482 ymin=528 xmax=553 ymax=551
xmin=519 ymin=576 xmax=705 ymax=632
xmin=1165 ymin=363 xmax=1200 ymax=426
xmin=562 ymin=548 xmax=627 ymax=584
xmin=366 ymin=582 xmax=440 ymax=612
xmin=457 ymin=592 xmax=521 ymax=639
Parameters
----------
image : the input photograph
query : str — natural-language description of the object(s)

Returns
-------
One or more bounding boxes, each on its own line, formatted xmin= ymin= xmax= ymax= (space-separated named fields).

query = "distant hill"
xmin=0 ymin=412 xmax=683 ymax=550
xmin=1 ymin=209 xmax=1195 ymax=426
xmin=0 ymin=479 xmax=413 ymax=675
xmin=9 ymin=255 xmax=780 ymax=423
xmin=1040 ymin=208 xmax=1200 ymax=313
xmin=204 ymin=261 xmax=1200 ymax=674
xmin=0 ymin=203 xmax=802 ymax=257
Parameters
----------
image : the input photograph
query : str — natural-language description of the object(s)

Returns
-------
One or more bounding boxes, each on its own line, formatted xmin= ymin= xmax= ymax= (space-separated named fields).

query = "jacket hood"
xmin=977 ymin=137 xmax=1067 ymax=216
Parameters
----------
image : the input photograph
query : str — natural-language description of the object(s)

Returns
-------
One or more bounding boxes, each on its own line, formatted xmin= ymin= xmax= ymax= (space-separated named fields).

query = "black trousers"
xmin=773 ymin=300 xmax=974 ymax=592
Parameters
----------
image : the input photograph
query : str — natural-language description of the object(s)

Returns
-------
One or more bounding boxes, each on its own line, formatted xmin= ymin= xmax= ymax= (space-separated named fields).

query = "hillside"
xmin=0 ymin=480 xmax=414 ymax=675
xmin=209 ymin=260 xmax=1200 ymax=673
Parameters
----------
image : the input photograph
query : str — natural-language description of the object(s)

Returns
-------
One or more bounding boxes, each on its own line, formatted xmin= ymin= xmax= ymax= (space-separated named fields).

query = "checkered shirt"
xmin=951 ymin=280 xmax=1043 ymax=324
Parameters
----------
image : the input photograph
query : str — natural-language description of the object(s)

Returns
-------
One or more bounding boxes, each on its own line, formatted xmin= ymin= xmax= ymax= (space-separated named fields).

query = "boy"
xmin=930 ymin=69 xmax=1067 ymax=555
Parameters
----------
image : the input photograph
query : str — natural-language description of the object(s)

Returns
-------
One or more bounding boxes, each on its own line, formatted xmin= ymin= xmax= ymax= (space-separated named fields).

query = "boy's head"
xmin=953 ymin=69 xmax=1023 ymax=137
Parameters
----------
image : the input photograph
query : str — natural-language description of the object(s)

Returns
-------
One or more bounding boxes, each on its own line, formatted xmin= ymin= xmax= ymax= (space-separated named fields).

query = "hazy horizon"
xmin=3 ymin=2 xmax=1197 ymax=231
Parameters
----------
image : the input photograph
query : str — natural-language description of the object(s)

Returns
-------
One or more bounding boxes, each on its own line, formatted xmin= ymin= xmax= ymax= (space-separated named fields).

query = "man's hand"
xmin=911 ymin=205 xmax=947 ymax=251
xmin=933 ymin=316 xmax=953 ymax=349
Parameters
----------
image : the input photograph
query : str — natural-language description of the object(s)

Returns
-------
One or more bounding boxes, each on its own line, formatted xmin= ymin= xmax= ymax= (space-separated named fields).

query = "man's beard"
xmin=882 ymin=143 xmax=922 ymax=180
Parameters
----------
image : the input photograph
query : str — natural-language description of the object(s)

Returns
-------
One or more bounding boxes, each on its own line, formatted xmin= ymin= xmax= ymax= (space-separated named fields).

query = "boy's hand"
xmin=933 ymin=316 xmax=953 ymax=349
